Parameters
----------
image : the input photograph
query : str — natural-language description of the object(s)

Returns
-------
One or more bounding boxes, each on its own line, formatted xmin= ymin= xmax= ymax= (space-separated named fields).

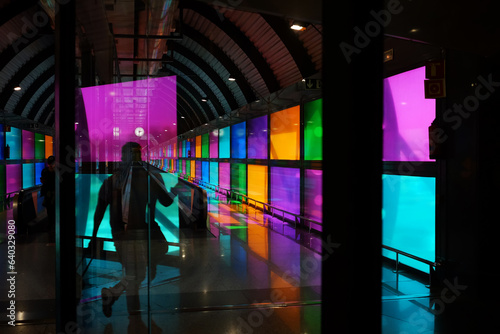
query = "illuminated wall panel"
xmin=231 ymin=163 xmax=246 ymax=195
xmin=270 ymin=167 xmax=300 ymax=219
xmin=80 ymin=76 xmax=177 ymax=162
xmin=231 ymin=122 xmax=246 ymax=159
xmin=0 ymin=165 xmax=5 ymax=195
xmin=23 ymin=163 xmax=35 ymax=188
xmin=219 ymin=162 xmax=230 ymax=189
xmin=196 ymin=135 xmax=201 ymax=158
xmin=45 ymin=135 xmax=53 ymax=158
xmin=304 ymin=169 xmax=322 ymax=230
xmin=382 ymin=174 xmax=435 ymax=273
xmin=209 ymin=130 xmax=218 ymax=158
xmin=202 ymin=161 xmax=209 ymax=182
xmin=304 ymin=99 xmax=323 ymax=160
xmin=0 ymin=124 xmax=4 ymax=159
xmin=6 ymin=127 xmax=22 ymax=160
xmin=202 ymin=133 xmax=209 ymax=158
xmin=210 ymin=162 xmax=218 ymax=185
xmin=6 ymin=164 xmax=21 ymax=193
xmin=190 ymin=160 xmax=195 ymax=178
xmin=195 ymin=161 xmax=202 ymax=178
xmin=22 ymin=130 xmax=34 ymax=159
xmin=270 ymin=106 xmax=300 ymax=160
xmin=248 ymin=165 xmax=268 ymax=209
xmin=219 ymin=126 xmax=230 ymax=158
xmin=383 ymin=66 xmax=435 ymax=161
xmin=247 ymin=115 xmax=268 ymax=159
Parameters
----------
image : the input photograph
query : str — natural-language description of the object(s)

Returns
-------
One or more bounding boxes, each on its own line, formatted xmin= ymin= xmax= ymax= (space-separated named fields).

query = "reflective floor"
xmin=0 ymin=189 xmax=443 ymax=333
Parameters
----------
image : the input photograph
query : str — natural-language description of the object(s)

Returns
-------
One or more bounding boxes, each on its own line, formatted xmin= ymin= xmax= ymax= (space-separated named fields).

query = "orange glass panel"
xmin=190 ymin=160 xmax=196 ymax=178
xmin=44 ymin=135 xmax=53 ymax=158
xmin=270 ymin=106 xmax=300 ymax=160
xmin=247 ymin=164 xmax=268 ymax=209
xmin=196 ymin=135 xmax=202 ymax=158
xmin=248 ymin=224 xmax=268 ymax=260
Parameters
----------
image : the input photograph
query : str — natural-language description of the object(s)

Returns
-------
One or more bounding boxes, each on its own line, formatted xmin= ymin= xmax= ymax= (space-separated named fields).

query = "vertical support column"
xmin=55 ymin=0 xmax=76 ymax=331
xmin=323 ymin=0 xmax=383 ymax=332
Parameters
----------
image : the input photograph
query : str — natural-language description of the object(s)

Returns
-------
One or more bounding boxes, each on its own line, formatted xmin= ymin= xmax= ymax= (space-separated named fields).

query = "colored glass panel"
xmin=209 ymin=130 xmax=218 ymax=158
xmin=196 ymin=135 xmax=201 ymax=157
xmin=231 ymin=122 xmax=246 ymax=159
xmin=190 ymin=160 xmax=195 ymax=178
xmin=270 ymin=106 xmax=300 ymax=160
xmin=304 ymin=99 xmax=323 ymax=160
xmin=0 ymin=124 xmax=4 ymax=159
xmin=23 ymin=164 xmax=35 ymax=188
xmin=45 ymin=135 xmax=53 ymax=158
xmin=304 ymin=169 xmax=322 ymax=231
xmin=195 ymin=161 xmax=202 ymax=179
xmin=6 ymin=164 xmax=21 ymax=193
xmin=219 ymin=126 xmax=230 ymax=158
xmin=6 ymin=127 xmax=22 ymax=160
xmin=247 ymin=165 xmax=268 ymax=209
xmin=270 ymin=167 xmax=300 ymax=220
xmin=201 ymin=161 xmax=209 ymax=182
xmin=0 ymin=165 xmax=5 ymax=196
xmin=210 ymin=162 xmax=218 ymax=185
xmin=202 ymin=133 xmax=209 ymax=158
xmin=22 ymin=130 xmax=35 ymax=159
xmin=35 ymin=133 xmax=45 ymax=160
xmin=382 ymin=174 xmax=435 ymax=273
xmin=383 ymin=66 xmax=436 ymax=161
xmin=219 ymin=162 xmax=230 ymax=189
xmin=231 ymin=163 xmax=246 ymax=195
xmin=247 ymin=115 xmax=268 ymax=159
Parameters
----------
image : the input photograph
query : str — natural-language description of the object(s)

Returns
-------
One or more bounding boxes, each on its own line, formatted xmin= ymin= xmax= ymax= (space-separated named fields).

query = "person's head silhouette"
xmin=121 ymin=142 xmax=142 ymax=162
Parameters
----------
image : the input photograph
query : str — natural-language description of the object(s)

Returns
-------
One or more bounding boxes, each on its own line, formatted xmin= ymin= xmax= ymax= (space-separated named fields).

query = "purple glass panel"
xmin=247 ymin=115 xmax=268 ymax=159
xmin=195 ymin=161 xmax=202 ymax=178
xmin=304 ymin=169 xmax=322 ymax=231
xmin=209 ymin=130 xmax=219 ymax=158
xmin=383 ymin=66 xmax=435 ymax=161
xmin=219 ymin=162 xmax=230 ymax=189
xmin=80 ymin=76 xmax=177 ymax=162
xmin=22 ymin=130 xmax=35 ymax=159
xmin=270 ymin=167 xmax=300 ymax=220
xmin=6 ymin=164 xmax=21 ymax=194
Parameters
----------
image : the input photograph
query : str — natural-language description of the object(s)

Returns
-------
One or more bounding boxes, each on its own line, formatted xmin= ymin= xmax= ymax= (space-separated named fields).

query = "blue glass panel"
xmin=231 ymin=122 xmax=246 ymax=159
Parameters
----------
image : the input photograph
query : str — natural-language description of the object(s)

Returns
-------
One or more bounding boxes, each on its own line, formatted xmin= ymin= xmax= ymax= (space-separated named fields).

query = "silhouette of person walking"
xmin=92 ymin=142 xmax=174 ymax=318
xmin=40 ymin=155 xmax=56 ymax=244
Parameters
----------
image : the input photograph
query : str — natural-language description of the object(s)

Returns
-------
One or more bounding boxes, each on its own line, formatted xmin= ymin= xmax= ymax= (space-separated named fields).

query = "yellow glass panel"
xmin=270 ymin=106 xmax=300 ymax=160
xmin=247 ymin=164 xmax=267 ymax=209
xmin=190 ymin=160 xmax=196 ymax=178
xmin=196 ymin=135 xmax=202 ymax=158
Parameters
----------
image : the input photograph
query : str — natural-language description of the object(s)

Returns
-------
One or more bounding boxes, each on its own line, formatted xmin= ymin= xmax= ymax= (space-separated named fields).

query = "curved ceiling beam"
xmin=172 ymin=42 xmax=239 ymax=112
xmin=181 ymin=25 xmax=256 ymax=104
xmin=176 ymin=83 xmax=204 ymax=127
xmin=261 ymin=14 xmax=317 ymax=79
xmin=166 ymin=57 xmax=223 ymax=119
xmin=0 ymin=0 xmax=39 ymax=26
xmin=15 ymin=65 xmax=55 ymax=117
xmin=173 ymin=72 xmax=213 ymax=123
xmin=0 ymin=45 xmax=54 ymax=110
xmin=33 ymin=83 xmax=55 ymax=123
xmin=177 ymin=94 xmax=199 ymax=135
xmin=181 ymin=0 xmax=281 ymax=93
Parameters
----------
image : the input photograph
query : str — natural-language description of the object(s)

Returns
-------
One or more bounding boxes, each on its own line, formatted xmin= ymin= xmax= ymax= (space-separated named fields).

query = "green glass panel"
xmin=304 ymin=98 xmax=323 ymax=160
xmin=202 ymin=133 xmax=209 ymax=158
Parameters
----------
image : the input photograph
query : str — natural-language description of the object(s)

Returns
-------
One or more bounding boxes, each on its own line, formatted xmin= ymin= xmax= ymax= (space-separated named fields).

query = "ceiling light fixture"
xmin=201 ymin=97 xmax=208 ymax=102
xmin=228 ymin=75 xmax=237 ymax=81
xmin=290 ymin=21 xmax=307 ymax=31
xmin=14 ymin=86 xmax=21 ymax=91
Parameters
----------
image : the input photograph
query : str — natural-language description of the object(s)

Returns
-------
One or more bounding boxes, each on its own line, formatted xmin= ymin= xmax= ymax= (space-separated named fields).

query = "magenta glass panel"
xmin=219 ymin=162 xmax=230 ymax=189
xmin=383 ymin=66 xmax=435 ymax=161
xmin=22 ymin=130 xmax=35 ymax=159
xmin=270 ymin=167 xmax=300 ymax=220
xmin=80 ymin=76 xmax=177 ymax=162
xmin=6 ymin=164 xmax=22 ymax=194
xmin=209 ymin=130 xmax=218 ymax=158
xmin=247 ymin=115 xmax=268 ymax=159
xmin=304 ymin=169 xmax=322 ymax=231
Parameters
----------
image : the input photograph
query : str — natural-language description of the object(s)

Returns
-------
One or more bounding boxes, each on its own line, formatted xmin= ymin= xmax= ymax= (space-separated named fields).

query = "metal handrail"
xmin=173 ymin=173 xmax=322 ymax=232
xmin=382 ymin=244 xmax=437 ymax=286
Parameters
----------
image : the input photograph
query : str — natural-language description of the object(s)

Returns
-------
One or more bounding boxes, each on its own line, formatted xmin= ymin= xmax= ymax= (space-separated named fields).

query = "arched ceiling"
xmin=0 ymin=0 xmax=322 ymax=135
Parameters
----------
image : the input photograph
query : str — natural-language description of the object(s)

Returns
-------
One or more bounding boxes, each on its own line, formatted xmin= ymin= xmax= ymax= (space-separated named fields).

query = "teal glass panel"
xmin=219 ymin=126 xmax=230 ymax=158
xmin=382 ymin=174 xmax=435 ymax=273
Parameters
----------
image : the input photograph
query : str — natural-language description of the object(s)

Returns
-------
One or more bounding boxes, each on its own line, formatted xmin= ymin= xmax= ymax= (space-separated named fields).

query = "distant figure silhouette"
xmin=92 ymin=142 xmax=174 ymax=317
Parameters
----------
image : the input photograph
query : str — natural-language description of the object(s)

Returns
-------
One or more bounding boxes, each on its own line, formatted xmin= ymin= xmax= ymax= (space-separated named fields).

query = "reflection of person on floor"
xmin=92 ymin=142 xmax=175 ymax=318
xmin=40 ymin=155 xmax=56 ymax=244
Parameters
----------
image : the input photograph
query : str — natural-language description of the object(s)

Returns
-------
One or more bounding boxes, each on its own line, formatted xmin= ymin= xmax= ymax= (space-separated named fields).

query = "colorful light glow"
xmin=219 ymin=126 xmax=230 ymax=158
xmin=247 ymin=115 xmax=268 ymax=159
xmin=6 ymin=127 xmax=21 ymax=160
xmin=383 ymin=66 xmax=436 ymax=161
xmin=270 ymin=167 xmax=300 ymax=219
xmin=270 ymin=106 xmax=300 ymax=160
xmin=80 ymin=76 xmax=177 ymax=162
xmin=304 ymin=99 xmax=322 ymax=160
xmin=231 ymin=122 xmax=246 ymax=159
xmin=248 ymin=165 xmax=268 ymax=209
xmin=304 ymin=169 xmax=322 ymax=230
xmin=382 ymin=174 xmax=435 ymax=273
